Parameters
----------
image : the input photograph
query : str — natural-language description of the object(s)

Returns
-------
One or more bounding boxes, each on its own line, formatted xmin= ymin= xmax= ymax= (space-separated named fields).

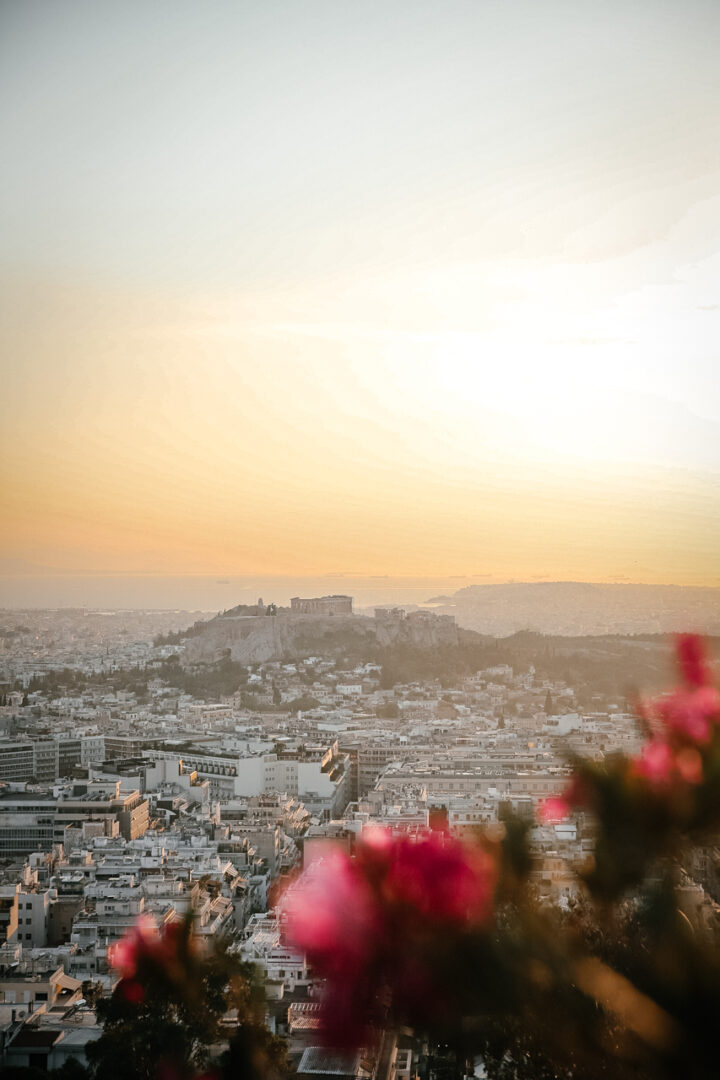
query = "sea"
xmin=0 ymin=574 xmax=477 ymax=613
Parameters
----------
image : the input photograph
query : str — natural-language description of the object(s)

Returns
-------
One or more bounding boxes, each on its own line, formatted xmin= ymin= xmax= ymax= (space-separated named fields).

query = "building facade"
xmin=290 ymin=595 xmax=353 ymax=616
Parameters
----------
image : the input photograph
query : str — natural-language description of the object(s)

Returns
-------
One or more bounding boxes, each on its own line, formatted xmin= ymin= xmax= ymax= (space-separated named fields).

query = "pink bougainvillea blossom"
xmin=108 ymin=913 xmax=189 ymax=1003
xmin=538 ymin=775 xmax=592 ymax=823
xmin=632 ymin=739 xmax=706 ymax=788
xmin=283 ymin=849 xmax=379 ymax=976
xmin=651 ymin=686 xmax=719 ymax=745
xmin=653 ymin=635 xmax=719 ymax=742
xmin=539 ymin=796 xmax=571 ymax=823
xmin=108 ymin=913 xmax=161 ymax=980
xmin=628 ymin=637 xmax=718 ymax=790
xmin=633 ymin=740 xmax=676 ymax=785
xmin=677 ymin=633 xmax=713 ymax=689
xmin=377 ymin=829 xmax=495 ymax=925
xmin=285 ymin=828 xmax=496 ymax=1044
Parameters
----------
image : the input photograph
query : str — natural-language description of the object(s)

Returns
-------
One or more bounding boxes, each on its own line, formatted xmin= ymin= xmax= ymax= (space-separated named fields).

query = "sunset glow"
xmin=2 ymin=1 xmax=719 ymax=590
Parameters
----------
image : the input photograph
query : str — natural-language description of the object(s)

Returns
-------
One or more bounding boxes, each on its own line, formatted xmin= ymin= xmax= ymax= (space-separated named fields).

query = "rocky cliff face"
xmin=374 ymin=612 xmax=458 ymax=649
xmin=182 ymin=613 xmax=372 ymax=665
xmin=181 ymin=610 xmax=458 ymax=665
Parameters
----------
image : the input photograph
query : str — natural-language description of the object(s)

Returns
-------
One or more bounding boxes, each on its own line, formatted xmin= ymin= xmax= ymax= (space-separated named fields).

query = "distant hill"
xmin=423 ymin=582 xmax=720 ymax=637
xmin=181 ymin=609 xmax=460 ymax=666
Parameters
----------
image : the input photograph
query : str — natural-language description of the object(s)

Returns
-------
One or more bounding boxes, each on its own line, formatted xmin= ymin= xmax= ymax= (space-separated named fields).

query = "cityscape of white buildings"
xmin=0 ymin=603 xmax=716 ymax=1076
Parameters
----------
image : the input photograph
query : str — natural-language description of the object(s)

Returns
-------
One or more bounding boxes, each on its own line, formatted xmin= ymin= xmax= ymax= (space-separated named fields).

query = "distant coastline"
xmin=0 ymin=574 xmax=483 ymax=612
xmin=1 ymin=577 xmax=718 ymax=639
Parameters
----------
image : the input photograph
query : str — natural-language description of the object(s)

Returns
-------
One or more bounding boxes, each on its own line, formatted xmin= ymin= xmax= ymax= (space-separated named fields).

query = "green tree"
xmin=283 ymin=694 xmax=320 ymax=713
xmin=86 ymin=922 xmax=256 ymax=1080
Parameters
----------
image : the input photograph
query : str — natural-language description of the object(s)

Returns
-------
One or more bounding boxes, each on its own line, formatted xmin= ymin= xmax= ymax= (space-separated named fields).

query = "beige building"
xmin=55 ymin=781 xmax=149 ymax=842
xmin=290 ymin=595 xmax=353 ymax=616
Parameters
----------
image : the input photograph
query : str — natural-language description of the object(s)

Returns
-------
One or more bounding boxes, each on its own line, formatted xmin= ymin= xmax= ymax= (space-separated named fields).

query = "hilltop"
xmin=180 ymin=607 xmax=460 ymax=666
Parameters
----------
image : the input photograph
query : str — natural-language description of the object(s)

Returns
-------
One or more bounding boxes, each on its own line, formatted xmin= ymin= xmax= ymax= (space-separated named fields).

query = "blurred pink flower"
xmin=108 ymin=912 xmax=189 ymax=1005
xmin=284 ymin=850 xmax=379 ymax=975
xmin=654 ymin=687 xmax=720 ymax=745
xmin=108 ymin=914 xmax=160 ymax=980
xmin=377 ymin=830 xmax=494 ymax=925
xmin=539 ymin=796 xmax=570 ymax=823
xmin=631 ymin=739 xmax=705 ymax=788
xmin=633 ymin=741 xmax=675 ymax=784
xmin=285 ymin=829 xmax=496 ymax=1044
xmin=626 ymin=636 xmax=718 ymax=791
xmin=677 ymin=633 xmax=712 ymax=689
xmin=627 ymin=638 xmax=718 ymax=786
xmin=538 ymin=775 xmax=591 ymax=823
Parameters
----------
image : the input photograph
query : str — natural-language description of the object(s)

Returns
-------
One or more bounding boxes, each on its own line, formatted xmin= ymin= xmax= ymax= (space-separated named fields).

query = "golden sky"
xmin=2 ymin=2 xmax=720 ymax=586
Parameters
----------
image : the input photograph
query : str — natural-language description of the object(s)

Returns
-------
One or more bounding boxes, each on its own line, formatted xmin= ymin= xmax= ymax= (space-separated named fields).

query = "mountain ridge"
xmin=422 ymin=581 xmax=720 ymax=637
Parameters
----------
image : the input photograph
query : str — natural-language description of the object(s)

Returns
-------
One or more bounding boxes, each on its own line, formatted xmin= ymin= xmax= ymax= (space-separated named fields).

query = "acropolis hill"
xmin=181 ymin=596 xmax=459 ymax=665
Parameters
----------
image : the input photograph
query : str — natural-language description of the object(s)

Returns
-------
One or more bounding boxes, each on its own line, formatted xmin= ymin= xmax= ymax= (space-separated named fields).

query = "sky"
xmin=1 ymin=0 xmax=720 ymax=591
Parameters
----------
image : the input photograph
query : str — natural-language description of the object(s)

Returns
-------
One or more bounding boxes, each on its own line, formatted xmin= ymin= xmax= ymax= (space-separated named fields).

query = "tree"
xmin=51 ymin=1061 xmax=92 ymax=1080
xmin=283 ymin=694 xmax=320 ymax=713
xmin=284 ymin=636 xmax=720 ymax=1080
xmin=0 ymin=1064 xmax=90 ymax=1080
xmin=86 ymin=914 xmax=281 ymax=1080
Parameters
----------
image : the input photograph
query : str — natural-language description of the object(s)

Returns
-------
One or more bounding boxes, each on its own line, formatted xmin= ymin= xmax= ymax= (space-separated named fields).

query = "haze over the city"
xmin=2 ymin=1 xmax=720 ymax=597
xmin=4 ymin=8 xmax=720 ymax=1080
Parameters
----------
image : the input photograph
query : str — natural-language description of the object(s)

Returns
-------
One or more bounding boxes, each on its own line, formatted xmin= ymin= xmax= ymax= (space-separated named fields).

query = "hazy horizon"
xmin=2 ymin=572 xmax=720 ymax=614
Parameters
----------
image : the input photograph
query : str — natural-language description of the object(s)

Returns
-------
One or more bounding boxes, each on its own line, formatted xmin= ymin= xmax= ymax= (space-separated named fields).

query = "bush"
xmin=283 ymin=636 xmax=720 ymax=1079
xmin=98 ymin=636 xmax=720 ymax=1080
xmin=88 ymin=912 xmax=286 ymax=1080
